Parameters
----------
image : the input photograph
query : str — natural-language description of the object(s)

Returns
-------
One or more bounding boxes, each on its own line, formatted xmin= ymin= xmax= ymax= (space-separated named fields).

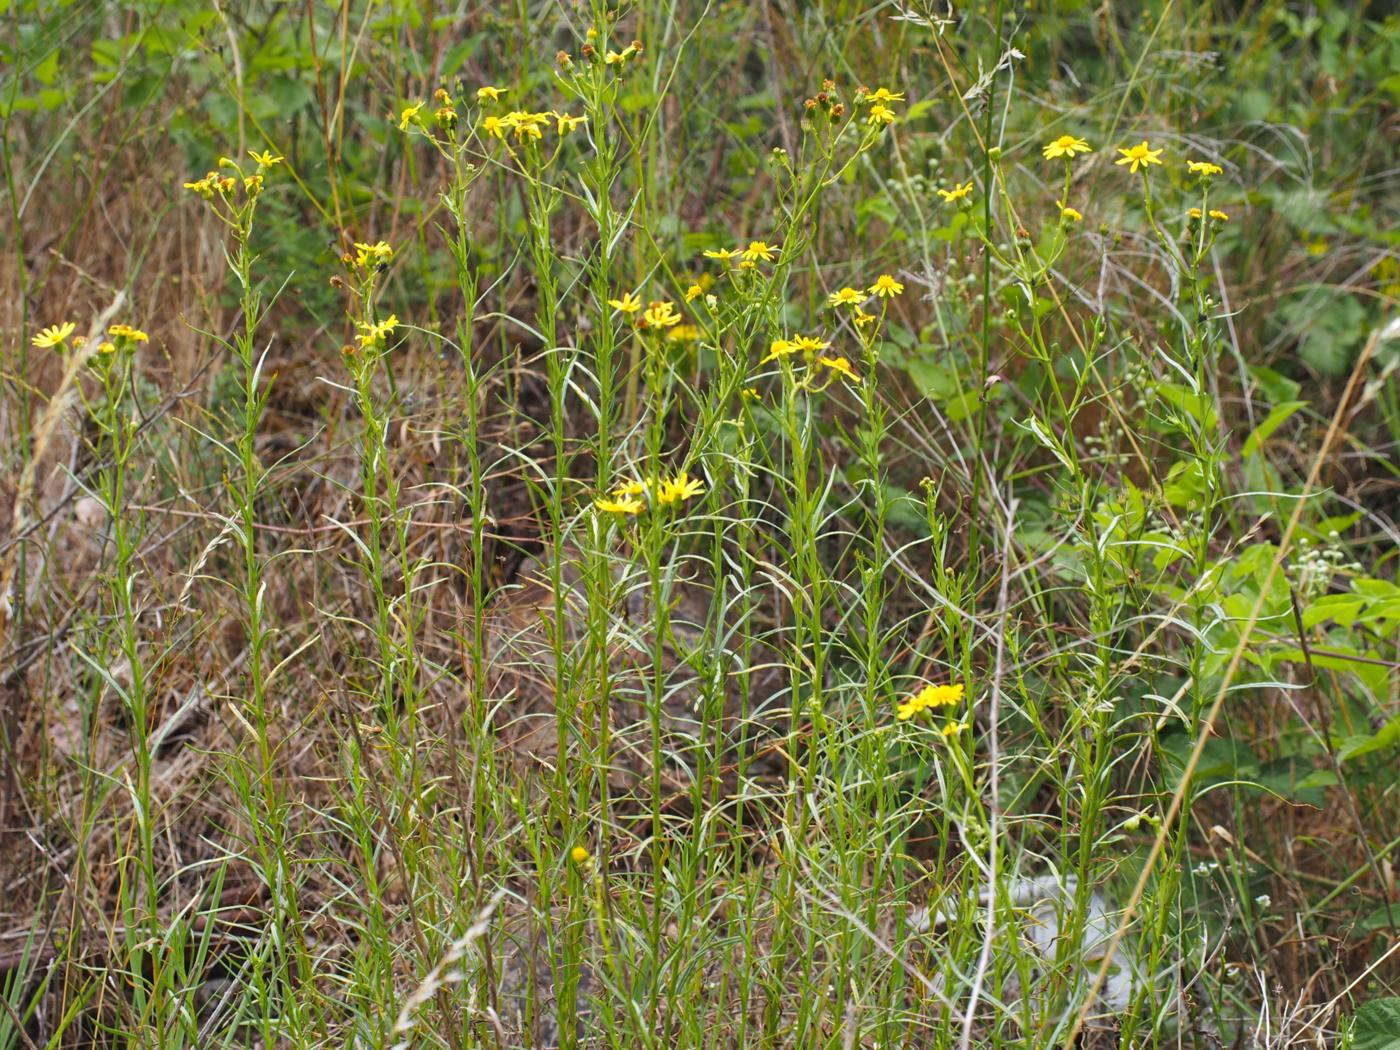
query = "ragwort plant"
xmin=8 ymin=3 xmax=1400 ymax=1049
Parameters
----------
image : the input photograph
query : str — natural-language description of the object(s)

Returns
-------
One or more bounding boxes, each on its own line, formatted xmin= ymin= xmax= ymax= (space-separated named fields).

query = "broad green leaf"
xmin=1242 ymin=400 xmax=1307 ymax=458
xmin=1351 ymin=997 xmax=1400 ymax=1050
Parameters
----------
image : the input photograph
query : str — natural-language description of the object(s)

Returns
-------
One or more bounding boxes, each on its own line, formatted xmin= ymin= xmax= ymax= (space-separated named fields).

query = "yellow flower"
xmin=791 ymin=334 xmax=828 ymax=356
xmin=853 ymin=308 xmax=876 ymax=328
xmin=865 ymin=87 xmax=905 ymax=105
xmin=355 ymin=313 xmax=399 ymax=348
xmin=107 ymin=323 xmax=149 ymax=343
xmin=354 ymin=241 xmax=394 ymax=269
xmin=1209 ymin=209 xmax=1229 ymax=221
xmin=613 ymin=478 xmax=651 ymax=499
xmin=1042 ymin=134 xmax=1092 ymax=160
xmin=398 ymin=102 xmax=424 ymax=131
xmin=657 ymin=471 xmax=704 ymax=506
xmin=941 ymin=722 xmax=968 ymax=739
xmin=183 ymin=173 xmax=218 ymax=198
xmin=570 ymin=845 xmax=591 ymax=863
xmin=248 ymin=149 xmax=281 ymax=168
xmin=608 ymin=290 xmax=642 ymax=315
xmin=684 ymin=283 xmax=704 ymax=303
xmin=483 ymin=115 xmax=507 ymax=139
xmin=818 ymin=355 xmax=858 ymax=382
xmin=937 ymin=181 xmax=973 ymax=203
xmin=895 ymin=682 xmax=966 ymax=720
xmin=476 ymin=86 xmax=505 ymax=103
xmin=641 ymin=300 xmax=682 ymax=329
xmin=762 ymin=338 xmax=797 ymax=363
xmin=1057 ymin=200 xmax=1083 ymax=222
xmin=666 ymin=324 xmax=700 ymax=343
xmin=514 ymin=120 xmax=543 ymax=142
xmin=827 ymin=287 xmax=863 ymax=307
xmin=556 ymin=113 xmax=587 ymax=134
xmin=1186 ymin=160 xmax=1223 ymax=176
xmin=1115 ymin=140 xmax=1164 ymax=174
xmin=32 ymin=321 xmax=76 ymax=348
xmin=594 ymin=496 xmax=644 ymax=515
xmin=703 ymin=247 xmax=739 ymax=263
xmin=869 ymin=274 xmax=904 ymax=298
xmin=867 ymin=104 xmax=896 ymax=126
xmin=98 ymin=341 xmax=117 ymax=354
xmin=741 ymin=240 xmax=778 ymax=263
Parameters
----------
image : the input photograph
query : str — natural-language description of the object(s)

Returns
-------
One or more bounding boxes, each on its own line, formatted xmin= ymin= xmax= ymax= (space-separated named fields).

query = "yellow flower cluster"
xmin=595 ymin=471 xmax=705 ymax=516
xmin=859 ymin=86 xmax=904 ymax=127
xmin=703 ymin=240 xmax=779 ymax=269
xmin=353 ymin=240 xmax=393 ymax=270
xmin=355 ymin=314 xmax=398 ymax=349
xmin=896 ymin=682 xmax=965 ymax=721
xmin=108 ymin=323 xmax=149 ymax=344
xmin=763 ymin=334 xmax=827 ymax=363
xmin=183 ymin=150 xmax=280 ymax=199
xmin=482 ymin=109 xmax=587 ymax=142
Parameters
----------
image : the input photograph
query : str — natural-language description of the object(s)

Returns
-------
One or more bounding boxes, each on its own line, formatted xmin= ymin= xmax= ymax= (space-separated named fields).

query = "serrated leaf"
xmin=1350 ymin=997 xmax=1400 ymax=1050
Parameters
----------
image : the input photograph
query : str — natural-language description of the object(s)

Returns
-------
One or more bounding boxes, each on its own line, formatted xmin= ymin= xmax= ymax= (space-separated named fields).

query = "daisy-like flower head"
xmin=1115 ymin=140 xmax=1164 ymax=174
xmin=741 ymin=240 xmax=778 ymax=263
xmin=482 ymin=115 xmax=508 ymax=139
xmin=476 ymin=85 xmax=505 ymax=103
xmin=1042 ymin=134 xmax=1092 ymax=160
xmin=640 ymin=300 xmax=682 ymax=329
xmin=818 ymin=355 xmax=858 ymax=382
xmin=940 ymin=722 xmax=968 ymax=739
xmin=895 ymin=681 xmax=966 ymax=720
xmin=684 ymin=284 xmax=704 ymax=303
xmin=595 ymin=496 xmax=644 ymax=515
xmin=853 ymin=308 xmax=876 ymax=328
xmin=353 ymin=241 xmax=394 ymax=270
xmin=865 ymin=87 xmax=905 ymax=105
xmin=32 ymin=321 xmax=76 ymax=349
xmin=1208 ymin=209 xmax=1229 ymax=222
xmin=869 ymin=274 xmax=904 ymax=298
xmin=866 ymin=104 xmax=896 ymax=127
xmin=555 ymin=113 xmax=587 ymax=134
xmin=657 ymin=471 xmax=704 ymax=507
xmin=666 ymin=324 xmax=700 ymax=343
xmin=398 ymin=102 xmax=425 ymax=131
xmin=703 ymin=247 xmax=739 ymax=263
xmin=791 ymin=334 xmax=829 ymax=357
xmin=355 ymin=313 xmax=399 ymax=349
xmin=248 ymin=149 xmax=282 ymax=168
xmin=937 ymin=181 xmax=973 ymax=204
xmin=608 ymin=290 xmax=642 ymax=315
xmin=570 ymin=845 xmax=591 ymax=864
xmin=762 ymin=338 xmax=797 ymax=364
xmin=1186 ymin=159 xmax=1223 ymax=177
xmin=827 ymin=286 xmax=864 ymax=308
xmin=108 ymin=323 xmax=149 ymax=343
